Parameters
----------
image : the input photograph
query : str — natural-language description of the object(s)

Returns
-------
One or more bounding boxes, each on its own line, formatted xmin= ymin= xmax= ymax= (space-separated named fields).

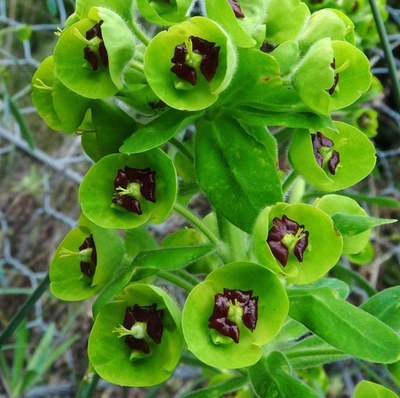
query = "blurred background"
xmin=0 ymin=0 xmax=399 ymax=396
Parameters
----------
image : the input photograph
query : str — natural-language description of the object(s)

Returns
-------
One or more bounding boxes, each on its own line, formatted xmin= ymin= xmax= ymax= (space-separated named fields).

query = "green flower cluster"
xmin=32 ymin=0 xmax=400 ymax=392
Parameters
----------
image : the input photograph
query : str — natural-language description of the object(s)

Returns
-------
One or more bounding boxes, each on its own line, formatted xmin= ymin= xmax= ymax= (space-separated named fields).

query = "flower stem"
xmin=76 ymin=370 xmax=100 ymax=398
xmin=173 ymin=202 xmax=220 ymax=246
xmin=282 ymin=170 xmax=299 ymax=194
xmin=131 ymin=18 xmax=150 ymax=46
xmin=0 ymin=273 xmax=50 ymax=348
xmin=157 ymin=270 xmax=194 ymax=292
xmin=169 ymin=137 xmax=194 ymax=162
xmin=174 ymin=269 xmax=200 ymax=285
xmin=368 ymin=0 xmax=400 ymax=111
xmin=130 ymin=60 xmax=144 ymax=73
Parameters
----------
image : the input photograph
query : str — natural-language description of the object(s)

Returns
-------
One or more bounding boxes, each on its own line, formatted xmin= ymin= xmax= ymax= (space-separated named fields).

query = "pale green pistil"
xmin=59 ymin=247 xmax=93 ymax=263
xmin=116 ymin=182 xmax=141 ymax=199
xmin=113 ymin=321 xmax=148 ymax=339
xmin=281 ymin=228 xmax=306 ymax=252
xmin=227 ymin=299 xmax=244 ymax=326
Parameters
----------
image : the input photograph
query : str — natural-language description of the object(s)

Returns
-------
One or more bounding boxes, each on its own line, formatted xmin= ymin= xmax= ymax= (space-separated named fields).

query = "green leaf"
xmin=249 ymin=351 xmax=320 ymax=398
xmin=133 ymin=245 xmax=216 ymax=271
xmin=11 ymin=321 xmax=29 ymax=394
xmin=338 ymin=193 xmax=400 ymax=209
xmin=282 ymin=335 xmax=349 ymax=369
xmin=196 ymin=116 xmax=282 ymax=233
xmin=288 ymin=287 xmax=400 ymax=363
xmin=181 ymin=377 xmax=247 ymax=398
xmin=46 ymin=0 xmax=58 ymax=15
xmin=120 ymin=110 xmax=203 ymax=154
xmin=332 ymin=214 xmax=397 ymax=236
xmin=92 ymin=259 xmax=135 ymax=318
xmin=9 ymin=96 xmax=35 ymax=149
xmin=361 ymin=287 xmax=400 ymax=330
xmin=353 ymin=381 xmax=399 ymax=398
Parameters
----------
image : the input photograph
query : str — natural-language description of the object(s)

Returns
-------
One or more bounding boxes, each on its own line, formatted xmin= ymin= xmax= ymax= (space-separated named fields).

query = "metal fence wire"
xmin=0 ymin=0 xmax=399 ymax=396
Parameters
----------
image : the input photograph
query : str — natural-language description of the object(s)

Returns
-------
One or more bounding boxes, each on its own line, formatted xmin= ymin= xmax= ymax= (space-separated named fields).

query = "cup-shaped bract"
xmin=314 ymin=194 xmax=371 ymax=255
xmin=297 ymin=9 xmax=355 ymax=52
xmin=328 ymin=40 xmax=371 ymax=111
xmin=292 ymin=38 xmax=334 ymax=115
xmin=144 ymin=17 xmax=237 ymax=111
xmin=206 ymin=0 xmax=267 ymax=48
xmin=253 ymin=203 xmax=343 ymax=284
xmin=54 ymin=7 xmax=136 ymax=99
xmin=182 ymin=262 xmax=288 ymax=369
xmin=264 ymin=0 xmax=310 ymax=46
xmin=50 ymin=219 xmax=124 ymax=301
xmin=136 ymin=0 xmax=192 ymax=26
xmin=79 ymin=150 xmax=177 ymax=229
xmin=31 ymin=56 xmax=90 ymax=133
xmin=288 ymin=121 xmax=376 ymax=191
xmin=88 ymin=283 xmax=184 ymax=386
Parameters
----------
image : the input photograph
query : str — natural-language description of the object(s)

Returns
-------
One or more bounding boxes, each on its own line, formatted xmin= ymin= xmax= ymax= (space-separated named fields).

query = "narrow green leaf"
xmin=9 ymin=96 xmax=35 ymax=149
xmin=133 ymin=245 xmax=215 ymax=271
xmin=249 ymin=352 xmax=320 ymax=398
xmin=181 ymin=377 xmax=247 ymax=398
xmin=361 ymin=287 xmax=400 ymax=330
xmin=335 ymin=193 xmax=400 ymax=209
xmin=282 ymin=335 xmax=349 ymax=369
xmin=288 ymin=287 xmax=400 ymax=363
xmin=92 ymin=260 xmax=135 ymax=318
xmin=120 ymin=110 xmax=203 ymax=154
xmin=196 ymin=116 xmax=282 ymax=233
xmin=11 ymin=321 xmax=29 ymax=391
xmin=46 ymin=0 xmax=58 ymax=15
xmin=332 ymin=213 xmax=397 ymax=236
xmin=234 ymin=106 xmax=336 ymax=130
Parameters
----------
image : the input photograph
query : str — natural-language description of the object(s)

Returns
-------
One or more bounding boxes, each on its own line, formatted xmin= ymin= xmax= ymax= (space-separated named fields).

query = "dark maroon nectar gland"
xmin=267 ymin=215 xmax=309 ymax=267
xmin=170 ymin=36 xmax=220 ymax=85
xmin=260 ymin=41 xmax=276 ymax=53
xmin=112 ymin=166 xmax=156 ymax=215
xmin=83 ymin=21 xmax=109 ymax=71
xmin=228 ymin=0 xmax=245 ymax=18
xmin=114 ymin=304 xmax=164 ymax=355
xmin=328 ymin=58 xmax=339 ymax=95
xmin=79 ymin=234 xmax=97 ymax=279
xmin=311 ymin=132 xmax=340 ymax=175
xmin=208 ymin=289 xmax=258 ymax=343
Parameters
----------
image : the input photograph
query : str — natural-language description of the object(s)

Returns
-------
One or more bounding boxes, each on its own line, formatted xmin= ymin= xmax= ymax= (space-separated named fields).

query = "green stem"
xmin=157 ymin=270 xmax=194 ymax=292
xmin=169 ymin=137 xmax=194 ymax=162
xmin=76 ymin=371 xmax=100 ymax=398
xmin=0 ymin=274 xmax=50 ymax=349
xmin=368 ymin=0 xmax=400 ymax=111
xmin=174 ymin=269 xmax=200 ymax=285
xmin=173 ymin=202 xmax=220 ymax=246
xmin=131 ymin=18 xmax=150 ymax=46
xmin=282 ymin=170 xmax=299 ymax=194
xmin=130 ymin=60 xmax=144 ymax=73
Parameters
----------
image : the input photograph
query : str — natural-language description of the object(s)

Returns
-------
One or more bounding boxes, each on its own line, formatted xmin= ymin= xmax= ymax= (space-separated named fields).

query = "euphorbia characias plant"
xmin=31 ymin=0 xmax=400 ymax=395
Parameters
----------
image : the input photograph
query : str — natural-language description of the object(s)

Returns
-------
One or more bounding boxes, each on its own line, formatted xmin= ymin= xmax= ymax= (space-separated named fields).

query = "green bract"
xmin=144 ymin=16 xmax=237 ymax=111
xmin=264 ymin=0 xmax=310 ymax=46
xmin=49 ymin=218 xmax=124 ymax=301
xmin=314 ymin=194 xmax=370 ymax=255
xmin=206 ymin=0 xmax=267 ymax=48
xmin=297 ymin=9 xmax=355 ymax=52
xmin=54 ymin=7 xmax=136 ymax=99
xmin=182 ymin=262 xmax=288 ymax=369
xmin=253 ymin=203 xmax=343 ymax=284
xmin=88 ymin=283 xmax=184 ymax=386
xmin=31 ymin=56 xmax=90 ymax=133
xmin=136 ymin=0 xmax=192 ymax=25
xmin=288 ymin=121 xmax=376 ymax=191
xmin=292 ymin=38 xmax=334 ymax=115
xmin=329 ymin=40 xmax=372 ymax=111
xmin=78 ymin=151 xmax=177 ymax=229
